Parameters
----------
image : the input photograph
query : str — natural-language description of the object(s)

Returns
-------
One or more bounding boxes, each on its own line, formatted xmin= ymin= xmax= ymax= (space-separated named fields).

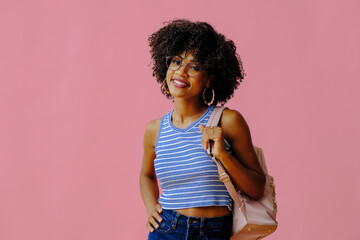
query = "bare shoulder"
xmin=145 ymin=118 xmax=162 ymax=133
xmin=144 ymin=118 xmax=162 ymax=148
xmin=220 ymin=108 xmax=249 ymax=129
xmin=220 ymin=108 xmax=251 ymax=141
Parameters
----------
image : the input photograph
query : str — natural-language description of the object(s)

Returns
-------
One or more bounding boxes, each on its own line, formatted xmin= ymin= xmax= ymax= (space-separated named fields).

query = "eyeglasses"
xmin=166 ymin=56 xmax=203 ymax=77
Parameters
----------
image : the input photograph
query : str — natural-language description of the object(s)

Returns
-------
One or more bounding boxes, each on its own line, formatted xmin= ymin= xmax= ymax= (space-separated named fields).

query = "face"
xmin=165 ymin=51 xmax=210 ymax=102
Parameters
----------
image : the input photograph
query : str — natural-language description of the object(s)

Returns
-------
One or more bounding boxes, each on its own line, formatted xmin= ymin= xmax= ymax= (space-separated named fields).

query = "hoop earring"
xmin=203 ymin=86 xmax=215 ymax=106
xmin=162 ymin=79 xmax=170 ymax=95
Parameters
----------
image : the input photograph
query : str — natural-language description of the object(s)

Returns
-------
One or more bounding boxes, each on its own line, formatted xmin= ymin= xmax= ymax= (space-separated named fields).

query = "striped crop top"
xmin=154 ymin=105 xmax=232 ymax=210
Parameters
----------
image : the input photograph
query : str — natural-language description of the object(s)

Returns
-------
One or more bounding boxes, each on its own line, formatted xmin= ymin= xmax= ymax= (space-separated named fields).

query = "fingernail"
xmin=158 ymin=218 xmax=162 ymax=222
xmin=155 ymin=224 xmax=159 ymax=228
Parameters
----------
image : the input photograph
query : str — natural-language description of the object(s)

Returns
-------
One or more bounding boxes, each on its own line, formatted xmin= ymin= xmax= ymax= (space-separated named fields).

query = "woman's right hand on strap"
xmin=146 ymin=203 xmax=163 ymax=232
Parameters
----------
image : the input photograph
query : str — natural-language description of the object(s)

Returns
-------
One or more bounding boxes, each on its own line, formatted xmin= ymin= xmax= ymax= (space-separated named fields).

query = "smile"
xmin=172 ymin=79 xmax=189 ymax=88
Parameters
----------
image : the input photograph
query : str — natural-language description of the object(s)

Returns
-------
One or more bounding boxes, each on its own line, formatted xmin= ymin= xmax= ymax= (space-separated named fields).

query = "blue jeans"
xmin=148 ymin=209 xmax=232 ymax=240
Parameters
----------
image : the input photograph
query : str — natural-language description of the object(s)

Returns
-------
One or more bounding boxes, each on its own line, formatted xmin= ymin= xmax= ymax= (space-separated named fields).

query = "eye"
xmin=171 ymin=57 xmax=182 ymax=66
xmin=190 ymin=64 xmax=201 ymax=71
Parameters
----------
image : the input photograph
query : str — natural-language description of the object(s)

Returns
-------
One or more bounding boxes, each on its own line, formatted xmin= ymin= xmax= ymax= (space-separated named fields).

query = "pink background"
xmin=1 ymin=0 xmax=359 ymax=239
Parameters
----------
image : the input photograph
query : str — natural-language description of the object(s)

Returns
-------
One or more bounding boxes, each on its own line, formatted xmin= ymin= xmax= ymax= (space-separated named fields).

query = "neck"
xmin=172 ymin=98 xmax=209 ymax=124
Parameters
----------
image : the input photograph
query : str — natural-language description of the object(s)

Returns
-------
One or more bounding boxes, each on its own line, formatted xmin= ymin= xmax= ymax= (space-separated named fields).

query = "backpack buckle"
xmin=219 ymin=173 xmax=230 ymax=182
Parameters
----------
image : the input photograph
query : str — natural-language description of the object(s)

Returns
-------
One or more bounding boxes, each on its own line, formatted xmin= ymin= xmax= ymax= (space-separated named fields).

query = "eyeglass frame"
xmin=165 ymin=56 xmax=204 ymax=77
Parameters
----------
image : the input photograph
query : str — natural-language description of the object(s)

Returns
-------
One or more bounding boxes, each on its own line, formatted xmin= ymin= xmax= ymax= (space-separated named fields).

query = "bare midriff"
xmin=175 ymin=206 xmax=231 ymax=218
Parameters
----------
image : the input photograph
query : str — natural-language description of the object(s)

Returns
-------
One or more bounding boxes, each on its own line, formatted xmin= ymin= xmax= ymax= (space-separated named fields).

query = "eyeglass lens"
xmin=166 ymin=56 xmax=201 ymax=77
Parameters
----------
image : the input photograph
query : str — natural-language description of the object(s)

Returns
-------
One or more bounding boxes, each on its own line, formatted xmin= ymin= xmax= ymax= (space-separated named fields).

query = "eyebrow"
xmin=177 ymin=55 xmax=199 ymax=62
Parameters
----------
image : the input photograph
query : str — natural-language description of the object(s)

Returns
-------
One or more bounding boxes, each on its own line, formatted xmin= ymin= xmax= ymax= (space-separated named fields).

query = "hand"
xmin=146 ymin=203 xmax=163 ymax=232
xmin=199 ymin=124 xmax=227 ymax=158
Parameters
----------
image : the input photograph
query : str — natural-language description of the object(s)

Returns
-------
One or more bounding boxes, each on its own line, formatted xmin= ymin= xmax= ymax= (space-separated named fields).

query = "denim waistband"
xmin=161 ymin=209 xmax=232 ymax=227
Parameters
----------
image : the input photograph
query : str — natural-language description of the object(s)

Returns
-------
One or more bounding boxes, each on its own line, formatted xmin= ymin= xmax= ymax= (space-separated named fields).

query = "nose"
xmin=176 ymin=62 xmax=189 ymax=76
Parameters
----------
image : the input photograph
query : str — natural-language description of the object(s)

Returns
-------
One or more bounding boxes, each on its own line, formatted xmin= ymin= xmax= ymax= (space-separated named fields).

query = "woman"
xmin=140 ymin=19 xmax=265 ymax=240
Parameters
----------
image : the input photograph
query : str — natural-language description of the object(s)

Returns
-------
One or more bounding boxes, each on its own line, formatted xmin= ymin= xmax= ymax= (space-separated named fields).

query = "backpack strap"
xmin=206 ymin=106 xmax=244 ymax=209
xmin=207 ymin=106 xmax=226 ymax=127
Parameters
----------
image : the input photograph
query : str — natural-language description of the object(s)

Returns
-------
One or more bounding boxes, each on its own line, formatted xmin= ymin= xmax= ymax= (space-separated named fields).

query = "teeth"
xmin=174 ymin=80 xmax=187 ymax=86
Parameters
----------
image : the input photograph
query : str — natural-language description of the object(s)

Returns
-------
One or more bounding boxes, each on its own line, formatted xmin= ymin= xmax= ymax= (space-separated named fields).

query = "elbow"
xmin=252 ymin=185 xmax=265 ymax=200
xmin=139 ymin=171 xmax=157 ymax=185
xmin=250 ymin=173 xmax=266 ymax=200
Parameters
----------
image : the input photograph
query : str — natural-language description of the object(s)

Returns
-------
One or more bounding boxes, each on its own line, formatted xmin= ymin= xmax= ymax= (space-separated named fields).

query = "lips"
xmin=171 ymin=78 xmax=189 ymax=88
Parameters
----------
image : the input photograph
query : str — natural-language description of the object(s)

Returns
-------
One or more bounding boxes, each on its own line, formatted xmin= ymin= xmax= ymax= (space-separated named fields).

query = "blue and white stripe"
xmin=154 ymin=105 xmax=232 ymax=210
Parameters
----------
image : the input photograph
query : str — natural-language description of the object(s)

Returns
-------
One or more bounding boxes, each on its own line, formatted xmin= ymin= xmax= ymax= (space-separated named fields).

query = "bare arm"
xmin=200 ymin=109 xmax=265 ymax=200
xmin=139 ymin=118 xmax=163 ymax=232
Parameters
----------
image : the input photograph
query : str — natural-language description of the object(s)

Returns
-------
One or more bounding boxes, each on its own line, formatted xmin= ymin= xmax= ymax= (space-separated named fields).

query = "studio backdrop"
xmin=1 ymin=0 xmax=359 ymax=239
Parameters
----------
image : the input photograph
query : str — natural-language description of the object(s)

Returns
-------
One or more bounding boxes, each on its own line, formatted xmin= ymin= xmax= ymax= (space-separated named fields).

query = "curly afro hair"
xmin=148 ymin=19 xmax=245 ymax=106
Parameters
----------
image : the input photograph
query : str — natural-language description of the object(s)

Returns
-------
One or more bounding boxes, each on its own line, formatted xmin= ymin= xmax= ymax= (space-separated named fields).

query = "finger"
xmin=210 ymin=126 xmax=215 ymax=135
xmin=146 ymin=222 xmax=154 ymax=232
xmin=205 ymin=127 xmax=219 ymax=154
xmin=153 ymin=211 xmax=162 ymax=223
xmin=199 ymin=124 xmax=205 ymax=132
xmin=201 ymin=131 xmax=210 ymax=151
xmin=200 ymin=126 xmax=206 ymax=149
xmin=149 ymin=216 xmax=159 ymax=229
xmin=155 ymin=203 xmax=163 ymax=213
xmin=209 ymin=126 xmax=217 ymax=135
